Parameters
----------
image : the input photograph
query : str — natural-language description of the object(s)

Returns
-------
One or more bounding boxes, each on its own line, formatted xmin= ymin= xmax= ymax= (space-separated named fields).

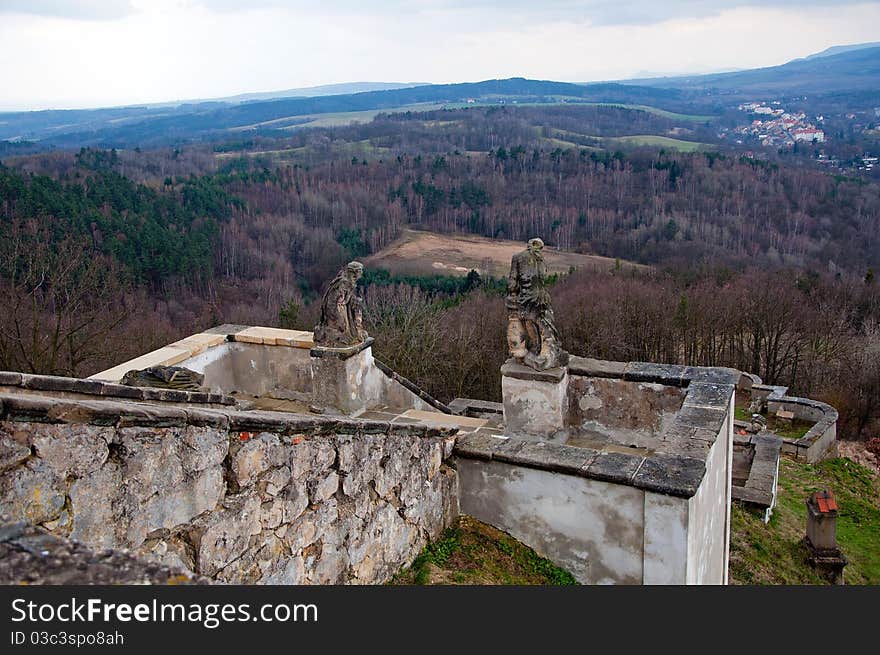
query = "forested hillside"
xmin=1 ymin=104 xmax=879 ymax=444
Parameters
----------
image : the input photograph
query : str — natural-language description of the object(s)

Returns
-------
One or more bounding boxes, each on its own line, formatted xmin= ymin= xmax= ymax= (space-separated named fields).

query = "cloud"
xmin=190 ymin=0 xmax=871 ymax=26
xmin=0 ymin=0 xmax=137 ymax=20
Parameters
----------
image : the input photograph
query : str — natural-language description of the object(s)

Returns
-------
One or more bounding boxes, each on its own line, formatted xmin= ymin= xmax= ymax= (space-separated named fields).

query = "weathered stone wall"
xmin=567 ymin=376 xmax=684 ymax=449
xmin=456 ymin=360 xmax=736 ymax=585
xmin=750 ymin=382 xmax=838 ymax=463
xmin=0 ymin=393 xmax=458 ymax=584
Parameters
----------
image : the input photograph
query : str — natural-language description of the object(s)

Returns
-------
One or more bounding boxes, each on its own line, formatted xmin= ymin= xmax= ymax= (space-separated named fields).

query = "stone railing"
xmin=0 ymin=392 xmax=458 ymax=584
xmin=749 ymin=380 xmax=838 ymax=463
xmin=0 ymin=371 xmax=235 ymax=406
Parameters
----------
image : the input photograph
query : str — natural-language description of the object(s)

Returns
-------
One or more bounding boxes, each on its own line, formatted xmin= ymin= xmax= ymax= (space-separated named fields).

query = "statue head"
xmin=346 ymin=261 xmax=364 ymax=282
xmin=527 ymin=238 xmax=545 ymax=263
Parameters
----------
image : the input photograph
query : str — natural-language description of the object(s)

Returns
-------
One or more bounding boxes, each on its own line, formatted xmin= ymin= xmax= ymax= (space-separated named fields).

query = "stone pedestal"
xmin=501 ymin=359 xmax=569 ymax=439
xmin=310 ymin=338 xmax=382 ymax=414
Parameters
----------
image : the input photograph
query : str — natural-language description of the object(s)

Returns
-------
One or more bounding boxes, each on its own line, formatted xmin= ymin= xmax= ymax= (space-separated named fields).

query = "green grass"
xmin=604 ymin=135 xmax=708 ymax=152
xmin=772 ymin=420 xmax=813 ymax=441
xmin=390 ymin=516 xmax=577 ymax=585
xmin=580 ymin=102 xmax=714 ymax=122
xmin=730 ymin=456 xmax=880 ymax=584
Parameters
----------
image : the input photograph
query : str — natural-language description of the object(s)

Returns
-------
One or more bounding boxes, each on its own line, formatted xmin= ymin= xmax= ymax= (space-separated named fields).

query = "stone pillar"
xmin=805 ymin=490 xmax=847 ymax=584
xmin=501 ymin=359 xmax=569 ymax=440
xmin=310 ymin=338 xmax=383 ymax=414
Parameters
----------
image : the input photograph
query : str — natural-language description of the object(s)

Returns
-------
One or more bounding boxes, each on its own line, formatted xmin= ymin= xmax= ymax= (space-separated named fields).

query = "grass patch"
xmin=390 ymin=515 xmax=577 ymax=585
xmin=604 ymin=135 xmax=707 ymax=152
xmin=772 ymin=420 xmax=812 ymax=441
xmin=730 ymin=456 xmax=880 ymax=584
xmin=580 ymin=102 xmax=714 ymax=122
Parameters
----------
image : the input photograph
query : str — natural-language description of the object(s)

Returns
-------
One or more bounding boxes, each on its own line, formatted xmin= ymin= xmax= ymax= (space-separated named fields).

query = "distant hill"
xmin=802 ymin=42 xmax=880 ymax=60
xmin=218 ymin=82 xmax=430 ymax=104
xmin=3 ymin=42 xmax=879 ymax=150
xmin=0 ymin=78 xmax=687 ymax=148
xmin=626 ymin=46 xmax=880 ymax=95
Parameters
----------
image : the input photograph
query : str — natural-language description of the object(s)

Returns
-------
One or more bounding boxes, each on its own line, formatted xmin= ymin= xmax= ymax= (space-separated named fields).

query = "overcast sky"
xmin=1 ymin=0 xmax=878 ymax=111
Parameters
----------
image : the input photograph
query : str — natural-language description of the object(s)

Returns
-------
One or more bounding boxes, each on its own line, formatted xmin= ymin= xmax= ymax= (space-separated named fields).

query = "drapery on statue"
xmin=506 ymin=238 xmax=568 ymax=370
xmin=313 ymin=261 xmax=368 ymax=347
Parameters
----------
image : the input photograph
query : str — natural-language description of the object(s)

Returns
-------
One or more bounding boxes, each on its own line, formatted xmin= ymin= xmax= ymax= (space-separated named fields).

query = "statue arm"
xmin=507 ymin=258 xmax=520 ymax=296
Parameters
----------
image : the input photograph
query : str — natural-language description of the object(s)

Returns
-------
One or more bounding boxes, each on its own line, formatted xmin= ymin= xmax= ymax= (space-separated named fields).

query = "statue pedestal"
xmin=310 ymin=338 xmax=380 ymax=414
xmin=501 ymin=359 xmax=569 ymax=439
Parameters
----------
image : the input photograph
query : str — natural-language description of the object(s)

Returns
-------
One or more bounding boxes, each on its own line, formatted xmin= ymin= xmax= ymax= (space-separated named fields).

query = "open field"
xmin=365 ymin=229 xmax=646 ymax=278
xmin=230 ymin=103 xmax=450 ymax=132
xmin=581 ymin=102 xmax=714 ymax=122
xmin=604 ymin=134 xmax=708 ymax=152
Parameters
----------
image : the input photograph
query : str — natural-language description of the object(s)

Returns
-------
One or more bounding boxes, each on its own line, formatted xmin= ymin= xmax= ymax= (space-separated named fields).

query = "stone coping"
xmin=89 ymin=325 xmax=315 ymax=382
xmin=453 ymin=432 xmax=706 ymax=498
xmin=501 ymin=360 xmax=567 ymax=382
xmin=568 ymin=356 xmax=742 ymax=387
xmin=0 ymin=391 xmax=456 ymax=439
xmin=732 ymin=433 xmax=782 ymax=510
xmin=373 ymin=358 xmax=452 ymax=414
xmin=0 ymin=371 xmax=234 ymax=406
xmin=448 ymin=398 xmax=504 ymax=417
xmin=310 ymin=338 xmax=375 ymax=360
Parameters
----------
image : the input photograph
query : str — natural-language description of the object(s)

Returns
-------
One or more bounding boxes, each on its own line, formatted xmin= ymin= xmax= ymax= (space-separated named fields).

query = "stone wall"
xmin=751 ymin=382 xmax=838 ymax=463
xmin=0 ymin=393 xmax=458 ymax=584
xmin=456 ymin=360 xmax=735 ymax=585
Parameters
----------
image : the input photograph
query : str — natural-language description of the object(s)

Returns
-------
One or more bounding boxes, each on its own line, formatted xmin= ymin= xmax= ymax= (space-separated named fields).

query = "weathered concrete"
xmin=310 ymin=345 xmax=429 ymax=414
xmin=501 ymin=362 xmax=569 ymax=439
xmin=456 ymin=361 xmax=735 ymax=584
xmin=457 ymin=457 xmax=645 ymax=584
xmin=182 ymin=341 xmax=313 ymax=397
xmin=566 ymin=376 xmax=684 ymax=450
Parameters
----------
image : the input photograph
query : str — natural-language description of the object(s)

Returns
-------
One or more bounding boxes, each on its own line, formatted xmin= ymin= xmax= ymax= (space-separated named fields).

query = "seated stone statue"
xmin=313 ymin=261 xmax=369 ymax=347
xmin=506 ymin=238 xmax=568 ymax=370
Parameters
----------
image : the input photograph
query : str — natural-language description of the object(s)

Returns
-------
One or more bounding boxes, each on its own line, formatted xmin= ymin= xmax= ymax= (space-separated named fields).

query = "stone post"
xmin=501 ymin=359 xmax=569 ymax=440
xmin=310 ymin=338 xmax=382 ymax=414
xmin=805 ymin=490 xmax=847 ymax=584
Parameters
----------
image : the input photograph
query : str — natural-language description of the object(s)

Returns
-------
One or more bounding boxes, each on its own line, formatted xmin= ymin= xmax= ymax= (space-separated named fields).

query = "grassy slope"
xmin=730 ymin=457 xmax=880 ymax=585
xmin=391 ymin=456 xmax=879 ymax=586
xmin=390 ymin=516 xmax=577 ymax=585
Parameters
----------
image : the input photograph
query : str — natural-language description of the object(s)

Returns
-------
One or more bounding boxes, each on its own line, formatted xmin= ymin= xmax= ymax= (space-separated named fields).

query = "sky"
xmin=1 ymin=0 xmax=878 ymax=111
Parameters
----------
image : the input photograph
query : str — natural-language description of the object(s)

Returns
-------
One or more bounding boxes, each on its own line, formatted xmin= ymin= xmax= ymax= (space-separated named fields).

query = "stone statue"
xmin=506 ymin=238 xmax=568 ymax=370
xmin=314 ymin=261 xmax=368 ymax=347
xmin=121 ymin=366 xmax=204 ymax=390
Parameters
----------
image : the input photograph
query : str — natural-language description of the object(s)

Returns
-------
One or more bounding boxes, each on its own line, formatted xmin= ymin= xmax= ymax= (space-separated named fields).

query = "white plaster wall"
xmin=685 ymin=414 xmax=732 ymax=584
xmin=456 ymin=458 xmax=645 ymax=584
xmin=180 ymin=342 xmax=312 ymax=397
xmin=642 ymin=492 xmax=689 ymax=584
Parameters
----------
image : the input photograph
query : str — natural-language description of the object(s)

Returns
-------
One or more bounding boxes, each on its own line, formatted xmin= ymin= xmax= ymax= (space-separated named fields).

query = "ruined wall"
xmin=567 ymin=376 xmax=684 ymax=449
xmin=0 ymin=393 xmax=458 ymax=584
